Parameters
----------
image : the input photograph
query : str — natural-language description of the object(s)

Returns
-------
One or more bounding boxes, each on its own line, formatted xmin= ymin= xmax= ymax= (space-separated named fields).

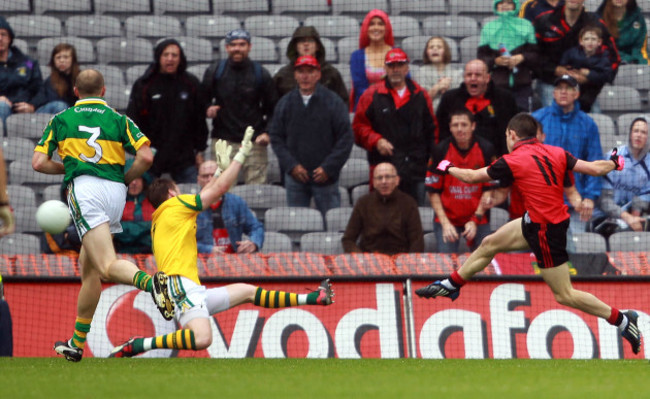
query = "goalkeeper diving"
xmin=110 ymin=127 xmax=334 ymax=357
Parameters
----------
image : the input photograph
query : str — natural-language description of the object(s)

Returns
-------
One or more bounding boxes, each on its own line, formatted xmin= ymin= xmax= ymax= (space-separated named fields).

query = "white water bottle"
xmin=499 ymin=43 xmax=518 ymax=74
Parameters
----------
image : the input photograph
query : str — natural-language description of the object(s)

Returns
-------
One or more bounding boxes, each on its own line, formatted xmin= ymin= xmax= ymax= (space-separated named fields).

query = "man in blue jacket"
xmin=532 ymin=74 xmax=602 ymax=247
xmin=195 ymin=160 xmax=264 ymax=254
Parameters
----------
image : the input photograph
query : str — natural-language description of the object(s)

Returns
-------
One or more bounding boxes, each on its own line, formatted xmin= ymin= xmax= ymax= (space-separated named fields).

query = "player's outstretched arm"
xmin=32 ymin=151 xmax=65 ymax=175
xmin=573 ymin=148 xmax=624 ymax=177
xmin=448 ymin=166 xmax=492 ymax=184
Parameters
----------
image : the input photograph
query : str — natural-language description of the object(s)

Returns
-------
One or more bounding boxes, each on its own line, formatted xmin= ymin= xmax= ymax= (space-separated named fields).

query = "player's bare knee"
xmin=478 ymin=233 xmax=499 ymax=255
xmin=553 ymin=291 xmax=575 ymax=308
xmin=193 ymin=328 xmax=213 ymax=350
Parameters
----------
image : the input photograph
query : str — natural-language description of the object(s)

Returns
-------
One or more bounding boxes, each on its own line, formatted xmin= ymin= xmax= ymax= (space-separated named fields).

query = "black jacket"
xmin=436 ymin=81 xmax=518 ymax=156
xmin=202 ymin=58 xmax=278 ymax=141
xmin=127 ymin=39 xmax=208 ymax=176
xmin=0 ymin=45 xmax=42 ymax=104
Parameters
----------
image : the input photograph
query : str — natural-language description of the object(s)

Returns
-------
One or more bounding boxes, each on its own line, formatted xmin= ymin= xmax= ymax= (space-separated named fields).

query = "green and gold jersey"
xmin=34 ymin=98 xmax=150 ymax=185
xmin=151 ymin=194 xmax=204 ymax=285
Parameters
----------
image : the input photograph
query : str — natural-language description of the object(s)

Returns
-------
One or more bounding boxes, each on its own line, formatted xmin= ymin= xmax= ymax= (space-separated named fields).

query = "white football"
xmin=36 ymin=200 xmax=71 ymax=234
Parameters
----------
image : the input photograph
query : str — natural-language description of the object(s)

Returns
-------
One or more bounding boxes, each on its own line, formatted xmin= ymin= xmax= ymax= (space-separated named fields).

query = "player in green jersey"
xmin=32 ymin=69 xmax=174 ymax=362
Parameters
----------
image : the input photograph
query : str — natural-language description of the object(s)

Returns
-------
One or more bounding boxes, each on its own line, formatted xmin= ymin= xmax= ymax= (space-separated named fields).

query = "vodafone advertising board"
xmin=6 ymin=280 xmax=648 ymax=359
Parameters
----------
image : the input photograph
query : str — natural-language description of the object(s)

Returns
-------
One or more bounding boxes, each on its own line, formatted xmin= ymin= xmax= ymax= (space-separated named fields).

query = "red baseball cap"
xmin=294 ymin=55 xmax=320 ymax=70
xmin=385 ymin=48 xmax=409 ymax=64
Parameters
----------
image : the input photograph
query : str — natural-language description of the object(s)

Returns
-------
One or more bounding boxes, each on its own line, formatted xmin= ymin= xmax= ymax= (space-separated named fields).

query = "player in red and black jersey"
xmin=425 ymin=109 xmax=496 ymax=253
xmin=416 ymin=112 xmax=642 ymax=355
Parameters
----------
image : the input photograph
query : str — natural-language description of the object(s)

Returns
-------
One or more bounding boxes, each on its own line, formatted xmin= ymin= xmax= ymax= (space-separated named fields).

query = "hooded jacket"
xmin=534 ymin=4 xmax=620 ymax=84
xmin=126 ymin=39 xmax=208 ymax=177
xmin=273 ymin=26 xmax=348 ymax=104
xmin=0 ymin=16 xmax=42 ymax=105
xmin=478 ymin=0 xmax=539 ymax=89
xmin=597 ymin=0 xmax=649 ymax=65
xmin=350 ymin=9 xmax=395 ymax=110
xmin=532 ymin=100 xmax=602 ymax=201
xmin=600 ymin=117 xmax=650 ymax=217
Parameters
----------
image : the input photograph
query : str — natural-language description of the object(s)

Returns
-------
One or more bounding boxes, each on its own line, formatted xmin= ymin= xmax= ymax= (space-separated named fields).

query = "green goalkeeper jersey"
xmin=34 ymin=97 xmax=151 ymax=185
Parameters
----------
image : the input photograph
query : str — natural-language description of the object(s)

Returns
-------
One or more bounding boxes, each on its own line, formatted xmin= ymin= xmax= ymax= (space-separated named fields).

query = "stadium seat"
xmin=87 ymin=64 xmax=126 ymax=87
xmin=337 ymin=36 xmax=357 ymax=64
xmin=614 ymin=64 xmax=650 ymax=100
xmin=351 ymin=183 xmax=369 ymax=205
xmin=348 ymin=144 xmax=366 ymax=160
xmin=5 ymin=113 xmax=53 ymax=140
xmin=214 ymin=0 xmax=270 ymax=19
xmin=278 ymin=36 xmax=336 ymax=63
xmin=42 ymin=184 xmax=63 ymax=202
xmin=389 ymin=16 xmax=421 ymax=39
xmin=326 ymin=207 xmax=353 ymax=232
xmin=187 ymin=64 xmax=209 ymax=80
xmin=570 ymin=232 xmax=607 ymax=254
xmin=264 ymin=206 xmax=324 ymax=242
xmin=0 ymin=233 xmax=42 ymax=254
xmin=616 ymin=113 xmax=650 ymax=136
xmin=0 ymin=0 xmax=31 ymax=14
xmin=608 ymin=231 xmax=650 ymax=252
xmin=303 ymin=15 xmax=360 ymax=39
xmin=332 ymin=0 xmax=389 ymax=21
xmin=230 ymin=184 xmax=287 ymax=220
xmin=218 ymin=36 xmax=277 ymax=63
xmin=244 ymin=15 xmax=300 ymax=39
xmin=450 ymin=2 xmax=494 ymax=20
xmin=3 ymin=137 xmax=35 ymax=163
xmin=152 ymin=0 xmax=211 ymax=16
xmin=419 ymin=207 xmax=434 ymax=233
xmin=103 ymin=84 xmax=131 ymax=111
xmin=125 ymin=64 xmax=149 ymax=87
xmin=36 ymin=36 xmax=95 ymax=65
xmin=273 ymin=0 xmax=330 ymax=20
xmin=65 ymin=15 xmax=122 ymax=39
xmin=459 ymin=35 xmax=480 ymax=64
xmin=260 ymin=231 xmax=293 ymax=253
xmin=490 ymin=207 xmax=510 ymax=232
xmin=156 ymin=36 xmax=213 ymax=63
xmin=33 ymin=0 xmax=92 ymax=16
xmin=96 ymin=37 xmax=153 ymax=65
xmin=300 ymin=232 xmax=344 ymax=254
xmin=95 ymin=0 xmax=152 ymax=15
xmin=7 ymin=185 xmax=37 ymax=207
xmin=423 ymin=232 xmax=438 ymax=252
xmin=125 ymin=15 xmax=182 ymax=39
xmin=14 ymin=205 xmax=41 ymax=233
xmin=402 ymin=35 xmax=458 ymax=64
xmin=12 ymin=38 xmax=29 ymax=57
xmin=176 ymin=183 xmax=200 ymax=195
xmin=185 ymin=15 xmax=242 ymax=40
xmin=339 ymin=158 xmax=370 ymax=191
xmin=392 ymin=0 xmax=447 ymax=20
xmin=588 ymin=112 xmax=616 ymax=137
xmin=597 ymin=85 xmax=644 ymax=120
xmin=584 ymin=0 xmax=602 ymax=11
xmin=422 ymin=15 xmax=479 ymax=39
xmin=7 ymin=15 xmax=62 ymax=40
xmin=9 ymin=160 xmax=62 ymax=186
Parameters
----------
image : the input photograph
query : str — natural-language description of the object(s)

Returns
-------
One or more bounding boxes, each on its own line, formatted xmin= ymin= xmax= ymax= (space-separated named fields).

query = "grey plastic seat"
xmin=339 ymin=158 xmax=369 ymax=190
xmin=9 ymin=160 xmax=62 ymax=186
xmin=42 ymin=184 xmax=63 ymax=202
xmin=153 ymin=0 xmax=211 ymax=16
xmin=419 ymin=207 xmax=435 ymax=233
xmin=303 ymin=16 xmax=360 ymax=39
xmin=97 ymin=37 xmax=153 ymax=65
xmin=7 ymin=185 xmax=37 ymax=207
xmin=351 ymin=183 xmax=369 ymax=205
xmin=490 ymin=207 xmax=510 ymax=232
xmin=7 ymin=15 xmax=62 ymax=39
xmin=103 ymin=84 xmax=131 ymax=112
xmin=459 ymin=35 xmax=480 ymax=64
xmin=65 ymin=15 xmax=122 ymax=38
xmin=230 ymin=184 xmax=287 ymax=219
xmin=125 ymin=64 xmax=149 ymax=86
xmin=187 ymin=64 xmax=210 ymax=80
xmin=390 ymin=16 xmax=422 ymax=39
xmin=450 ymin=2 xmax=494 ymax=19
xmin=14 ymin=205 xmax=41 ymax=233
xmin=570 ymin=232 xmax=607 ymax=254
xmin=95 ymin=0 xmax=152 ymax=15
xmin=34 ymin=0 xmax=92 ymax=15
xmin=86 ymin=64 xmax=126 ymax=87
xmin=588 ymin=113 xmax=616 ymax=137
xmin=423 ymin=232 xmax=438 ymax=252
xmin=176 ymin=183 xmax=200 ymax=195
xmin=264 ymin=206 xmax=324 ymax=242
xmin=0 ymin=0 xmax=31 ymax=14
xmin=36 ymin=36 xmax=95 ymax=65
xmin=260 ymin=231 xmax=293 ymax=253
xmin=337 ymin=36 xmax=357 ymax=64
xmin=3 ymin=137 xmax=35 ymax=163
xmin=423 ymin=15 xmax=479 ymax=39
xmin=125 ymin=15 xmax=182 ymax=39
xmin=215 ymin=0 xmax=270 ymax=19
xmin=12 ymin=39 xmax=29 ymax=57
xmin=597 ymin=85 xmax=644 ymax=120
xmin=0 ymin=233 xmax=42 ymax=254
xmin=300 ymin=232 xmax=344 ymax=254
xmin=6 ymin=113 xmax=54 ymax=140
xmin=185 ymin=15 xmax=242 ymax=40
xmin=608 ymin=231 xmax=650 ymax=252
xmin=402 ymin=35 xmax=458 ymax=63
xmin=244 ymin=15 xmax=300 ymax=39
xmin=326 ymin=207 xmax=353 ymax=232
xmin=332 ymin=0 xmax=389 ymax=21
xmin=219 ymin=36 xmax=278 ymax=62
xmin=392 ymin=0 xmax=447 ymax=20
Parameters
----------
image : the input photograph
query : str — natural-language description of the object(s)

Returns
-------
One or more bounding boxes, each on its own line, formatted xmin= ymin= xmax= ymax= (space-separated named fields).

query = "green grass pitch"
xmin=1 ymin=358 xmax=647 ymax=398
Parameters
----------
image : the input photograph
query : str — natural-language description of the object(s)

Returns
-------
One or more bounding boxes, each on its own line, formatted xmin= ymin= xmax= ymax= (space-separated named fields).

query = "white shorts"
xmin=67 ymin=175 xmax=127 ymax=238
xmin=168 ymin=275 xmax=231 ymax=326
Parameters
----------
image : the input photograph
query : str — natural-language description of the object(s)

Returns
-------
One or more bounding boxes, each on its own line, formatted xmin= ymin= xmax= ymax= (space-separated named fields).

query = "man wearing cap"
xmin=436 ymin=59 xmax=518 ymax=157
xmin=202 ymin=29 xmax=278 ymax=184
xmin=269 ymin=55 xmax=353 ymax=215
xmin=127 ymin=39 xmax=208 ymax=183
xmin=353 ymin=48 xmax=437 ymax=205
xmin=0 ymin=16 xmax=43 ymax=126
xmin=532 ymin=74 xmax=603 ymax=242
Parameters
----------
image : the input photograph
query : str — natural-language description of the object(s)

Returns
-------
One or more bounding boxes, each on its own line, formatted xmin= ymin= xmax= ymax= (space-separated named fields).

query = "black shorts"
xmin=521 ymin=213 xmax=570 ymax=269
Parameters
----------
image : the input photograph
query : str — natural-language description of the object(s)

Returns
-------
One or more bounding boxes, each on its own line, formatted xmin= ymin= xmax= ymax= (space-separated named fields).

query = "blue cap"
xmin=225 ymin=29 xmax=251 ymax=44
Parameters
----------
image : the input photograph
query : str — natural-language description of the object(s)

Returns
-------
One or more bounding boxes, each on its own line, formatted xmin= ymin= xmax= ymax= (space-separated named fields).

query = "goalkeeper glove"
xmin=0 ymin=205 xmax=15 ymax=236
xmin=610 ymin=148 xmax=624 ymax=171
xmin=233 ymin=126 xmax=254 ymax=165
xmin=213 ymin=139 xmax=232 ymax=177
xmin=436 ymin=160 xmax=454 ymax=175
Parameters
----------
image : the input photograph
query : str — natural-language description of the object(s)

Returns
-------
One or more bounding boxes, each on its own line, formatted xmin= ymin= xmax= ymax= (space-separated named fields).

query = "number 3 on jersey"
xmin=78 ymin=125 xmax=103 ymax=163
